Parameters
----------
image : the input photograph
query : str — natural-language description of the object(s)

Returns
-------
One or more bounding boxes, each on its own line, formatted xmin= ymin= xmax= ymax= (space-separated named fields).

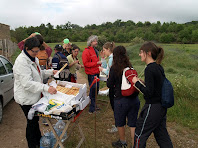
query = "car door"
xmin=0 ymin=57 xmax=14 ymax=106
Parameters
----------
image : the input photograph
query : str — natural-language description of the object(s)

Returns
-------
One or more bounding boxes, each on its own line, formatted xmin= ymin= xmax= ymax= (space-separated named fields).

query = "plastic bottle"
xmin=50 ymin=120 xmax=68 ymax=147
xmin=54 ymin=120 xmax=68 ymax=142
xmin=40 ymin=132 xmax=51 ymax=148
xmin=50 ymin=130 xmax=57 ymax=148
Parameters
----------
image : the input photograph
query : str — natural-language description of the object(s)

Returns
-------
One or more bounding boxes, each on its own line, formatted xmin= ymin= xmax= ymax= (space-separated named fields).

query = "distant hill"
xmin=185 ymin=21 xmax=198 ymax=25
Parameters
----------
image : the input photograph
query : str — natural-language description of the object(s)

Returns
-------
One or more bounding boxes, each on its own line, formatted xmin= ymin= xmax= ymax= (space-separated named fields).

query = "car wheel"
xmin=0 ymin=101 xmax=2 ymax=123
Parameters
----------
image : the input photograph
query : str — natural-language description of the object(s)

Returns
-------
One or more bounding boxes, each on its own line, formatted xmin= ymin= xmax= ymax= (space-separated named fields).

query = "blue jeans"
xmin=88 ymin=74 xmax=99 ymax=112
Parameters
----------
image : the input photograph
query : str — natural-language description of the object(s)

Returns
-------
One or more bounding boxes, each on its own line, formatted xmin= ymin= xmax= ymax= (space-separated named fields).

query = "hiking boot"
xmin=107 ymin=125 xmax=118 ymax=133
xmin=112 ymin=139 xmax=127 ymax=148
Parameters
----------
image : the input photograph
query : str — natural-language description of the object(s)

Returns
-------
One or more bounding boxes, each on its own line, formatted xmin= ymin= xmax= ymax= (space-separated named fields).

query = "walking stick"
xmin=95 ymin=78 xmax=97 ymax=148
xmin=89 ymin=76 xmax=100 ymax=148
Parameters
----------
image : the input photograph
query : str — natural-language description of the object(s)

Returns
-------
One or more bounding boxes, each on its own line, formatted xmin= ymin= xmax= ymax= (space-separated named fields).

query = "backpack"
xmin=36 ymin=50 xmax=48 ymax=69
xmin=161 ymin=77 xmax=174 ymax=108
xmin=121 ymin=67 xmax=138 ymax=96
xmin=56 ymin=53 xmax=70 ymax=79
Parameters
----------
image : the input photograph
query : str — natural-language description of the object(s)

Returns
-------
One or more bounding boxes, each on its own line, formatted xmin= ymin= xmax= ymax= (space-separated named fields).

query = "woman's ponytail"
xmin=156 ymin=46 xmax=164 ymax=64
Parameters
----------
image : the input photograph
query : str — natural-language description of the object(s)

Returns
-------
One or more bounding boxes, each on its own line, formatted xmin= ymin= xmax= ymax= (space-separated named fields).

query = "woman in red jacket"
xmin=82 ymin=35 xmax=102 ymax=114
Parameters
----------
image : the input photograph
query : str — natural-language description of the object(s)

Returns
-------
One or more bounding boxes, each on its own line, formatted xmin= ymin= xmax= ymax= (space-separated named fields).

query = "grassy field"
xmin=11 ymin=42 xmax=198 ymax=147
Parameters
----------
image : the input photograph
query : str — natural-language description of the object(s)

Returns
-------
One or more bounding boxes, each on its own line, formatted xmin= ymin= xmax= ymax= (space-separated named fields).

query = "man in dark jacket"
xmin=52 ymin=44 xmax=70 ymax=81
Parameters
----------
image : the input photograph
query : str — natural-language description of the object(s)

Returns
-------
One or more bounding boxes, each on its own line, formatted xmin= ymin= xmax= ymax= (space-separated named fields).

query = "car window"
xmin=0 ymin=60 xmax=7 ymax=75
xmin=0 ymin=57 xmax=13 ymax=73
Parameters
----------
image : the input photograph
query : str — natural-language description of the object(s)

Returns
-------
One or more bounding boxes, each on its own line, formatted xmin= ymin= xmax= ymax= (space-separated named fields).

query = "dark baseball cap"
xmin=54 ymin=44 xmax=63 ymax=50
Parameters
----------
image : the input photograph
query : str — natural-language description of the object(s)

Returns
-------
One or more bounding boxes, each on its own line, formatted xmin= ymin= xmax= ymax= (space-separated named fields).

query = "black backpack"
xmin=161 ymin=77 xmax=174 ymax=108
xmin=158 ymin=65 xmax=174 ymax=109
xmin=56 ymin=53 xmax=70 ymax=80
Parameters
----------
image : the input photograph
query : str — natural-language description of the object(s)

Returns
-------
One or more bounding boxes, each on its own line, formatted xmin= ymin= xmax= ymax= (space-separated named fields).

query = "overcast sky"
xmin=0 ymin=0 xmax=198 ymax=29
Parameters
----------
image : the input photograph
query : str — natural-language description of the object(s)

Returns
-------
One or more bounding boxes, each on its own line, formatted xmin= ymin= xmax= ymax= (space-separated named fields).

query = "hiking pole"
xmin=89 ymin=76 xmax=100 ymax=148
xmin=54 ymin=63 xmax=68 ymax=78
xmin=138 ymin=65 xmax=146 ymax=79
xmin=94 ymin=76 xmax=99 ymax=148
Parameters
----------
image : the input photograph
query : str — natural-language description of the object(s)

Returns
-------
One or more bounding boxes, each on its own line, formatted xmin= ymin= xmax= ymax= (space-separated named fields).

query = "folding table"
xmin=35 ymin=107 xmax=85 ymax=148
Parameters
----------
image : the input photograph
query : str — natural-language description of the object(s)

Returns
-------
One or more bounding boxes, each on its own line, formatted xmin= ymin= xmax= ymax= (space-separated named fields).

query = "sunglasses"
xmin=30 ymin=49 xmax=40 ymax=53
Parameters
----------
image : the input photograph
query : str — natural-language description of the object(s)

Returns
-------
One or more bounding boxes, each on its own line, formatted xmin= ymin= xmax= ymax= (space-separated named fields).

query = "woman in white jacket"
xmin=13 ymin=37 xmax=57 ymax=148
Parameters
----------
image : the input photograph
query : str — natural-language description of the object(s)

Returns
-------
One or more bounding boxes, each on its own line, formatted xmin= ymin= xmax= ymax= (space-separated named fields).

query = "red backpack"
xmin=121 ymin=67 xmax=138 ymax=96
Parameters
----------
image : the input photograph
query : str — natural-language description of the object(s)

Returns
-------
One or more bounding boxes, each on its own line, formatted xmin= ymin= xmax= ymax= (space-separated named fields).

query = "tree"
xmin=104 ymin=22 xmax=113 ymax=29
xmin=178 ymin=28 xmax=191 ymax=43
xmin=144 ymin=31 xmax=155 ymax=41
xmin=191 ymin=29 xmax=198 ymax=43
xmin=46 ymin=23 xmax=53 ymax=30
xmin=10 ymin=20 xmax=198 ymax=44
xmin=136 ymin=21 xmax=144 ymax=27
xmin=126 ymin=20 xmax=135 ymax=26
xmin=176 ymin=24 xmax=184 ymax=32
xmin=160 ymin=22 xmax=169 ymax=33
xmin=70 ymin=24 xmax=82 ymax=30
xmin=26 ymin=26 xmax=36 ymax=35
xmin=160 ymin=33 xmax=175 ymax=43
xmin=144 ymin=21 xmax=151 ymax=27
xmin=113 ymin=19 xmax=122 ymax=27
xmin=151 ymin=24 xmax=160 ymax=33
xmin=11 ymin=27 xmax=28 ymax=42
xmin=63 ymin=21 xmax=72 ymax=30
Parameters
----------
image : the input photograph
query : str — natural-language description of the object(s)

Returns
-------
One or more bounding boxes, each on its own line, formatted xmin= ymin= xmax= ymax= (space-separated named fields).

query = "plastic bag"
xmin=98 ymin=89 xmax=109 ymax=96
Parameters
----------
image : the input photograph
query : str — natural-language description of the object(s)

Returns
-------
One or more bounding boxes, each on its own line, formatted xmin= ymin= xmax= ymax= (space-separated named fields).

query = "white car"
xmin=0 ymin=55 xmax=14 ymax=123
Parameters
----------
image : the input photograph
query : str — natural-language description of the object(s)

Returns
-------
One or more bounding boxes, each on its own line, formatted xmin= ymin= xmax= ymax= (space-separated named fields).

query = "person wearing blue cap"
xmin=52 ymin=44 xmax=70 ymax=81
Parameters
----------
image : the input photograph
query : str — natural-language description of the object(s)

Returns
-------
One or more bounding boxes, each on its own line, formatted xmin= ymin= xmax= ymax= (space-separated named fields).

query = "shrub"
xmin=130 ymin=37 xmax=144 ymax=45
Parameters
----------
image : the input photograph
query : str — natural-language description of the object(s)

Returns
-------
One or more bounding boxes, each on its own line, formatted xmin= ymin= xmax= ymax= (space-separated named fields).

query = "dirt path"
xmin=0 ymin=71 xmax=197 ymax=148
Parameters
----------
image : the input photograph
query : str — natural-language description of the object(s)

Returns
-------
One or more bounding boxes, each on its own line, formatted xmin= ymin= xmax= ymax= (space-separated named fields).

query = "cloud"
xmin=0 ymin=0 xmax=198 ymax=29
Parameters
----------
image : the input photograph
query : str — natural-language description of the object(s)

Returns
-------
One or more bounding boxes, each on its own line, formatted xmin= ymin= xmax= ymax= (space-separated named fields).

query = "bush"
xmin=130 ymin=37 xmax=144 ymax=45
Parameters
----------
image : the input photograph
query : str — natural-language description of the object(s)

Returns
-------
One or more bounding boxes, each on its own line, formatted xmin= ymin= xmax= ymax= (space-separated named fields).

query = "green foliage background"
xmin=10 ymin=20 xmax=198 ymax=44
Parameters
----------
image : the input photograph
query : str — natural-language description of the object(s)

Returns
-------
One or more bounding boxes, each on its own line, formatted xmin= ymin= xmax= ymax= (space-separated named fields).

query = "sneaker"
xmin=112 ymin=140 xmax=127 ymax=148
xmin=107 ymin=125 xmax=118 ymax=133
xmin=88 ymin=111 xmax=93 ymax=114
xmin=88 ymin=111 xmax=95 ymax=114
xmin=96 ymin=107 xmax=101 ymax=111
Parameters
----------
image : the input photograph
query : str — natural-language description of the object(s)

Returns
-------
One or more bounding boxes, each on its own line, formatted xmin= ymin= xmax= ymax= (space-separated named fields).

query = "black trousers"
xmin=134 ymin=104 xmax=173 ymax=148
xmin=20 ymin=105 xmax=41 ymax=148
